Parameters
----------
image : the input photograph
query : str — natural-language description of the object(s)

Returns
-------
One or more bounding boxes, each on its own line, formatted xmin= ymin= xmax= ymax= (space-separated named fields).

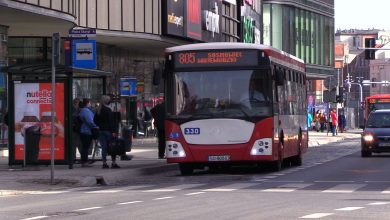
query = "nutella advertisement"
xmin=14 ymin=83 xmax=65 ymax=161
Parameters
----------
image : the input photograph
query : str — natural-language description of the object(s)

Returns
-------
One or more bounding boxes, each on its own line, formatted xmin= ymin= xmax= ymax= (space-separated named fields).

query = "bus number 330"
xmin=184 ymin=128 xmax=200 ymax=135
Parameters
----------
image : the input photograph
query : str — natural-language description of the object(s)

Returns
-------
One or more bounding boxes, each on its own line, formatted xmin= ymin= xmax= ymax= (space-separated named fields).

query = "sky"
xmin=335 ymin=0 xmax=390 ymax=31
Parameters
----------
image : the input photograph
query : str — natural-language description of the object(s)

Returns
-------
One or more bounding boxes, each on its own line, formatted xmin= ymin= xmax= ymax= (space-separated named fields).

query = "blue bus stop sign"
xmin=72 ymin=39 xmax=96 ymax=69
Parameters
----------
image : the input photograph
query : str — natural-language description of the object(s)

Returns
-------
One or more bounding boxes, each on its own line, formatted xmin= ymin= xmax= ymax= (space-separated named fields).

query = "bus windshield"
xmin=170 ymin=69 xmax=272 ymax=119
xmin=368 ymin=102 xmax=390 ymax=112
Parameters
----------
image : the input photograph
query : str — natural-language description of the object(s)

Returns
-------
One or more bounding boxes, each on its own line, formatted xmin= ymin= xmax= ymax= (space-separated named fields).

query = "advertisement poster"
xmin=14 ymin=83 xmax=65 ymax=161
xmin=120 ymin=78 xmax=137 ymax=96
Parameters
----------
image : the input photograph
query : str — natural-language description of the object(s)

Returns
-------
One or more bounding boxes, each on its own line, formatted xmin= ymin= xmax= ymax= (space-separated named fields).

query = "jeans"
xmin=332 ymin=124 xmax=337 ymax=136
xmin=79 ymin=133 xmax=93 ymax=164
xmin=99 ymin=130 xmax=115 ymax=163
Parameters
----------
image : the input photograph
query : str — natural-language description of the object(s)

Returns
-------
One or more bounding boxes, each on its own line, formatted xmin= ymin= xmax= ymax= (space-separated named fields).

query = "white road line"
xmin=21 ymin=216 xmax=48 ymax=220
xmin=153 ymin=196 xmax=174 ymax=200
xmin=263 ymin=176 xmax=278 ymax=179
xmin=265 ymin=180 xmax=305 ymax=183
xmin=86 ymin=190 xmax=123 ymax=194
xmin=117 ymin=201 xmax=143 ymax=205
xmin=143 ymin=184 xmax=204 ymax=192
xmin=262 ymin=183 xmax=312 ymax=192
xmin=74 ymin=207 xmax=102 ymax=211
xmin=335 ymin=207 xmax=364 ymax=211
xmin=299 ymin=213 xmax=334 ymax=219
xmin=185 ymin=192 xmax=206 ymax=196
xmin=203 ymin=183 xmax=258 ymax=192
xmin=253 ymin=179 xmax=267 ymax=182
xmin=28 ymin=191 xmax=69 ymax=195
xmin=367 ymin=202 xmax=390 ymax=206
xmin=322 ymin=184 xmax=365 ymax=193
xmin=381 ymin=187 xmax=390 ymax=194
xmin=315 ymin=181 xmax=355 ymax=183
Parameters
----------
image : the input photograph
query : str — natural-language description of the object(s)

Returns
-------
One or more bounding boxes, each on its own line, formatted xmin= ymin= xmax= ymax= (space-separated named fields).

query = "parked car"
xmin=361 ymin=109 xmax=390 ymax=157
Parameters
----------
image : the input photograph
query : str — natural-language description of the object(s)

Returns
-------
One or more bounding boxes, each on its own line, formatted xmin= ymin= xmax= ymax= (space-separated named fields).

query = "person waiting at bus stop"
xmin=151 ymin=102 xmax=166 ymax=159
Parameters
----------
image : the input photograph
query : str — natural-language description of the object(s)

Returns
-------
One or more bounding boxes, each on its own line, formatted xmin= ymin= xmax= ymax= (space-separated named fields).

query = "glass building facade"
xmin=263 ymin=1 xmax=334 ymax=78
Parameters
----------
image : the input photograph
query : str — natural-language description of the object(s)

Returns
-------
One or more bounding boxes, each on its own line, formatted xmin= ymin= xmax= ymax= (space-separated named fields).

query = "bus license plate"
xmin=208 ymin=155 xmax=231 ymax=161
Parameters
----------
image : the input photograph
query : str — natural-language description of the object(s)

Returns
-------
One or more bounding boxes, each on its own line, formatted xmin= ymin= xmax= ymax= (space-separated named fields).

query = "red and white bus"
xmin=163 ymin=43 xmax=308 ymax=175
xmin=365 ymin=94 xmax=390 ymax=122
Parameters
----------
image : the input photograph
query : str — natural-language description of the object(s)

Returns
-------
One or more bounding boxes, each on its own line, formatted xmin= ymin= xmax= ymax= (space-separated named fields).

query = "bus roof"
xmin=166 ymin=42 xmax=305 ymax=65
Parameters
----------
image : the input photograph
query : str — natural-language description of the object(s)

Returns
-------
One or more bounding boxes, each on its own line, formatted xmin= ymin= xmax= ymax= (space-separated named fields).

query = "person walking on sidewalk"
xmin=151 ymin=102 xmax=166 ymax=159
xmin=319 ymin=111 xmax=326 ymax=132
xmin=338 ymin=111 xmax=347 ymax=133
xmin=94 ymin=95 xmax=120 ymax=169
xmin=79 ymin=98 xmax=98 ymax=167
xmin=330 ymin=109 xmax=338 ymax=136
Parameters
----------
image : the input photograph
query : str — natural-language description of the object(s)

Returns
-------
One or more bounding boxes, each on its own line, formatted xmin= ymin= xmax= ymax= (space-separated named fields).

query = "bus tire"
xmin=361 ymin=150 xmax=372 ymax=157
xmin=272 ymin=144 xmax=283 ymax=171
xmin=292 ymin=134 xmax=303 ymax=166
xmin=179 ymin=164 xmax=194 ymax=175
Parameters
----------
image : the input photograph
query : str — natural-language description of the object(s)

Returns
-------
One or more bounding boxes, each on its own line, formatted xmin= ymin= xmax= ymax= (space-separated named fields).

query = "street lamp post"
xmin=349 ymin=82 xmax=363 ymax=128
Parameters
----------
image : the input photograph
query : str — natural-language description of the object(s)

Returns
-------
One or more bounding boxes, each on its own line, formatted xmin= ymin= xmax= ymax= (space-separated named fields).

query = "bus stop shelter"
xmin=4 ymin=63 xmax=110 ymax=168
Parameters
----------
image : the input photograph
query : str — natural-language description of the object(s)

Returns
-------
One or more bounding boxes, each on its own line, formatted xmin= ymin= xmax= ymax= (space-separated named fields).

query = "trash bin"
xmin=121 ymin=125 xmax=133 ymax=152
xmin=24 ymin=125 xmax=41 ymax=164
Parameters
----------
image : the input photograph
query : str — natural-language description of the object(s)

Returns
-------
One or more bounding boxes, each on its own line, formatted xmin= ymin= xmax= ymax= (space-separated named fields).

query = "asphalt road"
xmin=3 ymin=138 xmax=390 ymax=220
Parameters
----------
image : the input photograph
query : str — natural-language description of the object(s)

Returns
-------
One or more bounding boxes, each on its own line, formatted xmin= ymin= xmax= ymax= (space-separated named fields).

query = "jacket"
xmin=94 ymin=105 xmax=117 ymax=133
xmin=79 ymin=107 xmax=98 ymax=135
xmin=150 ymin=103 xmax=165 ymax=130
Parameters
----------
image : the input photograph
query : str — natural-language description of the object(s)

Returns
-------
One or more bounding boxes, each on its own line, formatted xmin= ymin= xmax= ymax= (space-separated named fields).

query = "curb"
xmin=80 ymin=163 xmax=178 ymax=186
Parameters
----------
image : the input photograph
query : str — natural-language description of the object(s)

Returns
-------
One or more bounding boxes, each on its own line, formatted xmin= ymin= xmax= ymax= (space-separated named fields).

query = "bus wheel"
xmin=179 ymin=164 xmax=194 ymax=175
xmin=292 ymin=137 xmax=303 ymax=166
xmin=272 ymin=144 xmax=283 ymax=171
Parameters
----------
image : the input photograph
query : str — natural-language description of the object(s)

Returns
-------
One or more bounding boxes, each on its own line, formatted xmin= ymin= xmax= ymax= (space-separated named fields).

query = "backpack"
xmin=73 ymin=115 xmax=83 ymax=133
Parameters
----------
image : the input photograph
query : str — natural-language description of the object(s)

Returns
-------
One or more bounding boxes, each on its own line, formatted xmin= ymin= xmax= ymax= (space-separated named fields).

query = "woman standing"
xmin=79 ymin=98 xmax=98 ymax=167
xmin=94 ymin=95 xmax=119 ymax=169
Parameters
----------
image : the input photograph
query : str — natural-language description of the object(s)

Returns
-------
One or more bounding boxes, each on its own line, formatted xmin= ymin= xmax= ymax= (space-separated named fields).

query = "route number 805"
xmin=178 ymin=53 xmax=196 ymax=64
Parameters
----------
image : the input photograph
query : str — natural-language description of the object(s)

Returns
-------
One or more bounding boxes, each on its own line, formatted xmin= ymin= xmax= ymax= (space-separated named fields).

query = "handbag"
xmin=108 ymin=137 xmax=126 ymax=156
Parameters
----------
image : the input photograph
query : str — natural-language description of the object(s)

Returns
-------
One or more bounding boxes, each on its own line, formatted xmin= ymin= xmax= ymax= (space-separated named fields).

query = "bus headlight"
xmin=250 ymin=138 xmax=272 ymax=156
xmin=363 ymin=134 xmax=374 ymax=142
xmin=166 ymin=141 xmax=186 ymax=158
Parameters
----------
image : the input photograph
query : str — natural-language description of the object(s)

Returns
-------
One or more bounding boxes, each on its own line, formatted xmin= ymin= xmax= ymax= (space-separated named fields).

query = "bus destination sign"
xmin=173 ymin=50 xmax=259 ymax=68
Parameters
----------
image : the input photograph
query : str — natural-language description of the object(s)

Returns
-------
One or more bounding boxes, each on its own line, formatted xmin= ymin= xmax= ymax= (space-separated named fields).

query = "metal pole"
xmin=51 ymin=33 xmax=59 ymax=184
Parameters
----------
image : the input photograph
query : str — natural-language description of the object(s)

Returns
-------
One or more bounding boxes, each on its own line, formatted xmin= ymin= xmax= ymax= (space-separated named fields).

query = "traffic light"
xmin=365 ymin=38 xmax=376 ymax=60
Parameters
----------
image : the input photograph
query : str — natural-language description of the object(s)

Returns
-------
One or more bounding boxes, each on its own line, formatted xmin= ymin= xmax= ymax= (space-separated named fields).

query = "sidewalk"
xmin=308 ymin=129 xmax=362 ymax=147
xmin=0 ymin=131 xmax=363 ymax=192
xmin=0 ymin=136 xmax=171 ymax=192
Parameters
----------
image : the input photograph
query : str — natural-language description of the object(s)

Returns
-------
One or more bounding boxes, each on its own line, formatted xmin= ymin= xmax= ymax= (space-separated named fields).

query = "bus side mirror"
xmin=275 ymin=69 xmax=284 ymax=86
xmin=153 ymin=69 xmax=162 ymax=85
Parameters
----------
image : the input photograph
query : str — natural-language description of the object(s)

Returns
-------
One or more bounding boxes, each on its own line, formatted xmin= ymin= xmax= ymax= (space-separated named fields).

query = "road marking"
xmin=74 ymin=207 xmax=102 ymax=211
xmin=314 ymin=181 xmax=355 ymax=183
xmin=365 ymin=181 xmax=390 ymax=183
xmin=86 ymin=190 xmax=123 ymax=194
xmin=262 ymin=183 xmax=312 ymax=192
xmin=299 ymin=213 xmax=334 ymax=218
xmin=203 ymin=183 xmax=258 ymax=192
xmin=22 ymin=216 xmax=48 ymax=220
xmin=322 ymin=184 xmax=365 ymax=193
xmin=144 ymin=184 xmax=204 ymax=192
xmin=263 ymin=175 xmax=278 ymax=179
xmin=367 ymin=202 xmax=390 ymax=206
xmin=185 ymin=192 xmax=205 ymax=196
xmin=253 ymin=179 xmax=267 ymax=182
xmin=131 ymin=149 xmax=154 ymax=153
xmin=117 ymin=201 xmax=143 ymax=205
xmin=335 ymin=207 xmax=364 ymax=211
xmin=381 ymin=187 xmax=390 ymax=194
xmin=28 ymin=191 xmax=69 ymax=195
xmin=153 ymin=196 xmax=174 ymax=200
xmin=264 ymin=180 xmax=305 ymax=183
